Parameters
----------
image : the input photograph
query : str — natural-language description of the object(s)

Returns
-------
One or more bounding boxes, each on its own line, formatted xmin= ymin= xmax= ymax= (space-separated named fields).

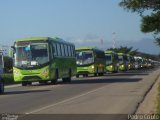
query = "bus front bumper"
xmin=13 ymin=67 xmax=50 ymax=82
xmin=77 ymin=65 xmax=95 ymax=75
xmin=106 ymin=65 xmax=114 ymax=72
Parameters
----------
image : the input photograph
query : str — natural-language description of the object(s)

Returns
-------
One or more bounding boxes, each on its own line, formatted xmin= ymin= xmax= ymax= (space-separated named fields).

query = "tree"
xmin=107 ymin=46 xmax=160 ymax=61
xmin=4 ymin=56 xmax=13 ymax=73
xmin=119 ymin=0 xmax=160 ymax=46
xmin=107 ymin=46 xmax=138 ymax=55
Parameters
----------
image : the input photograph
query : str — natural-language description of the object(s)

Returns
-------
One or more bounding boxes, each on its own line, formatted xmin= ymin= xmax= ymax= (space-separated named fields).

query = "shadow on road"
xmin=70 ymin=78 xmax=142 ymax=85
xmin=105 ymin=72 xmax=149 ymax=76
xmin=4 ymin=90 xmax=50 ymax=95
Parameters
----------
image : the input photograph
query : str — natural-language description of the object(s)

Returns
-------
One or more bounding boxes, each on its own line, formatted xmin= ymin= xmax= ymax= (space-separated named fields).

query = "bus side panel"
xmin=50 ymin=57 xmax=76 ymax=79
xmin=94 ymin=57 xmax=106 ymax=73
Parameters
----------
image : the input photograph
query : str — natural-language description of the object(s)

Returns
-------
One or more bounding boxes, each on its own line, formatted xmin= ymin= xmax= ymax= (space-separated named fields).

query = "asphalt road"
xmin=0 ymin=67 xmax=160 ymax=120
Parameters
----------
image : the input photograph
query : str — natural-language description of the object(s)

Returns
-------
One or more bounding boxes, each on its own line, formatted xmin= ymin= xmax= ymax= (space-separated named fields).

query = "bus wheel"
xmin=51 ymin=70 xmax=58 ymax=85
xmin=63 ymin=69 xmax=71 ymax=83
xmin=99 ymin=73 xmax=103 ymax=76
xmin=76 ymin=74 xmax=79 ymax=78
xmin=62 ymin=77 xmax=71 ymax=83
xmin=22 ymin=81 xmax=28 ymax=86
xmin=0 ymin=80 xmax=4 ymax=94
xmin=101 ymin=73 xmax=104 ymax=76
xmin=94 ymin=73 xmax=97 ymax=76
xmin=39 ymin=81 xmax=47 ymax=84
xmin=28 ymin=81 xmax=32 ymax=86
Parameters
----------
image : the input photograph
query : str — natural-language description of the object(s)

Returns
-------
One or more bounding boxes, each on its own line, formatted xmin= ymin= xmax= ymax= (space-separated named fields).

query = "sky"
xmin=0 ymin=0 xmax=159 ymax=54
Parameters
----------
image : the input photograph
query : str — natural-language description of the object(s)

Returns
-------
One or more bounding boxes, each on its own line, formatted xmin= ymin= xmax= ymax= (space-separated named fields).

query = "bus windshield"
xmin=14 ymin=43 xmax=49 ymax=67
xmin=118 ymin=55 xmax=123 ymax=64
xmin=105 ymin=54 xmax=112 ymax=65
xmin=76 ymin=51 xmax=94 ymax=65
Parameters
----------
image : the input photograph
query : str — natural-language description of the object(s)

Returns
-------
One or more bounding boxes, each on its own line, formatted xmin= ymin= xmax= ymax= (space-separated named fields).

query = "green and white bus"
xmin=105 ymin=50 xmax=119 ymax=73
xmin=12 ymin=37 xmax=76 ymax=86
xmin=118 ymin=53 xmax=128 ymax=71
xmin=76 ymin=47 xmax=106 ymax=77
xmin=0 ymin=51 xmax=4 ymax=94
xmin=127 ymin=54 xmax=135 ymax=70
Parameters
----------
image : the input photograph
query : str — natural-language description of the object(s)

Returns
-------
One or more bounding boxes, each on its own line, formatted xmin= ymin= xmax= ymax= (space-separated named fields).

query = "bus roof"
xmin=16 ymin=37 xmax=50 ymax=41
xmin=76 ymin=47 xmax=100 ymax=51
xmin=15 ymin=37 xmax=74 ymax=45
xmin=105 ymin=50 xmax=116 ymax=54
xmin=117 ymin=53 xmax=126 ymax=56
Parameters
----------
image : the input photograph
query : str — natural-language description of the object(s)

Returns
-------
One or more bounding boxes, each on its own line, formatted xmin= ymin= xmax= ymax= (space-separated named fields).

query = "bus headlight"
xmin=41 ymin=68 xmax=49 ymax=77
xmin=91 ymin=65 xmax=94 ymax=69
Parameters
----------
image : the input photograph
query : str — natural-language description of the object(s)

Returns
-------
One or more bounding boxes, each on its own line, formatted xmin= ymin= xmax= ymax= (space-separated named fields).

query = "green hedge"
xmin=157 ymin=83 xmax=160 ymax=114
xmin=3 ymin=73 xmax=20 ymax=85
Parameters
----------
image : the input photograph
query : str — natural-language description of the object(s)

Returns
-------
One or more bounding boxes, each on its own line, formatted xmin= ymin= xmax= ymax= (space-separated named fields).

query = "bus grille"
xmin=22 ymin=76 xmax=42 ymax=81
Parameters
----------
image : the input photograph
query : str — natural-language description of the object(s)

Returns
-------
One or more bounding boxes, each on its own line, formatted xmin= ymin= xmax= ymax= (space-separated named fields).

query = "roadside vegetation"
xmin=157 ymin=83 xmax=160 ymax=114
xmin=2 ymin=56 xmax=16 ymax=85
xmin=119 ymin=0 xmax=160 ymax=46
xmin=108 ymin=46 xmax=160 ymax=61
xmin=3 ymin=73 xmax=19 ymax=85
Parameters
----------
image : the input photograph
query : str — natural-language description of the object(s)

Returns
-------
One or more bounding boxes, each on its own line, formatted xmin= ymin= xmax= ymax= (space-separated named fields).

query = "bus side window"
xmin=73 ymin=46 xmax=76 ymax=57
xmin=64 ymin=45 xmax=66 ymax=56
xmin=68 ymin=46 xmax=71 ymax=57
xmin=0 ymin=55 xmax=2 ymax=67
xmin=50 ymin=43 xmax=54 ymax=59
xmin=53 ymin=43 xmax=57 ymax=56
xmin=70 ymin=46 xmax=73 ymax=57
xmin=61 ymin=44 xmax=65 ymax=57
xmin=57 ymin=43 xmax=61 ymax=56
xmin=64 ymin=45 xmax=68 ymax=57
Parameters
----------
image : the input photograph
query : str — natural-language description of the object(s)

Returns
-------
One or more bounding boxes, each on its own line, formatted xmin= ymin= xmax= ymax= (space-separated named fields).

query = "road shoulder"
xmin=136 ymin=69 xmax=160 ymax=114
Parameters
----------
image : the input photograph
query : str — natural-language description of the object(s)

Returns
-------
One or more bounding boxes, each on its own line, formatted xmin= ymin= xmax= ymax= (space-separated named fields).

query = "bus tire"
xmin=39 ymin=81 xmax=48 ymax=84
xmin=76 ymin=74 xmax=79 ymax=78
xmin=98 ymin=73 xmax=103 ymax=76
xmin=94 ymin=73 xmax=97 ymax=76
xmin=28 ymin=81 xmax=32 ymax=86
xmin=0 ymin=80 xmax=4 ymax=94
xmin=63 ymin=69 xmax=71 ymax=83
xmin=83 ymin=74 xmax=86 ymax=77
xmin=51 ymin=70 xmax=58 ymax=85
xmin=62 ymin=77 xmax=71 ymax=83
xmin=22 ymin=81 xmax=28 ymax=86
xmin=94 ymin=67 xmax=98 ymax=76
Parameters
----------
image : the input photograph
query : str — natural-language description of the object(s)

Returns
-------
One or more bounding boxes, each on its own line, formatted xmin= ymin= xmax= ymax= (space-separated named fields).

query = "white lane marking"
xmin=26 ymin=84 xmax=109 ymax=114
xmin=129 ymin=75 xmax=139 ymax=78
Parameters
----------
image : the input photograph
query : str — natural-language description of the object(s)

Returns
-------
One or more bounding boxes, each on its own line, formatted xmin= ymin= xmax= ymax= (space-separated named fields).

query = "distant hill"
xmin=68 ymin=36 xmax=160 ymax=55
xmin=119 ymin=38 xmax=160 ymax=55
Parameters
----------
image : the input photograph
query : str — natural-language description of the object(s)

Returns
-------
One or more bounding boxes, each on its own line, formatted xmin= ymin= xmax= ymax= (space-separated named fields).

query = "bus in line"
xmin=118 ymin=53 xmax=128 ymax=71
xmin=11 ymin=37 xmax=76 ymax=86
xmin=76 ymin=47 xmax=106 ymax=77
xmin=0 ymin=51 xmax=4 ymax=94
xmin=127 ymin=54 xmax=135 ymax=70
xmin=105 ymin=50 xmax=119 ymax=73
